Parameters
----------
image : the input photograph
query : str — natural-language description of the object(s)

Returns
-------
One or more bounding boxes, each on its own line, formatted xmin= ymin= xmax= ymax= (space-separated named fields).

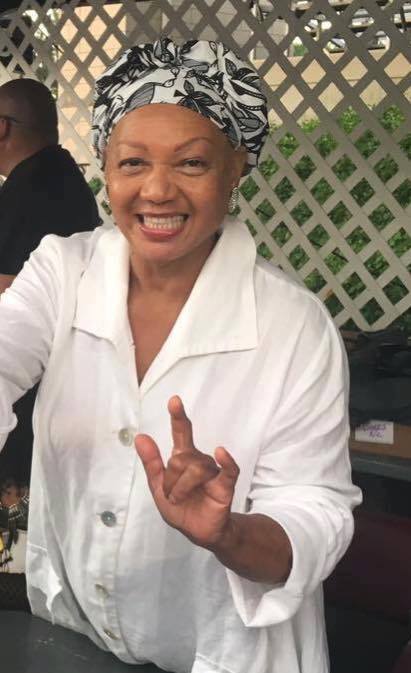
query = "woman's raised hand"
xmin=135 ymin=396 xmax=240 ymax=548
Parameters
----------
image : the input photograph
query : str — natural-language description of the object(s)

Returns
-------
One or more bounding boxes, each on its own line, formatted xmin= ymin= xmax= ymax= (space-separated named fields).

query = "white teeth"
xmin=142 ymin=215 xmax=185 ymax=230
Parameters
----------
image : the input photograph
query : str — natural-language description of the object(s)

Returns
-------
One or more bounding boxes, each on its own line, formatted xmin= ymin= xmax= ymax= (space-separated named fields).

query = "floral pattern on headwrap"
xmin=92 ymin=38 xmax=268 ymax=174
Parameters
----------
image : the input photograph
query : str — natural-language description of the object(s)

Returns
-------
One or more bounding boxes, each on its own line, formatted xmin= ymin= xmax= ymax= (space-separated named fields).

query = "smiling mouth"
xmin=137 ymin=214 xmax=188 ymax=230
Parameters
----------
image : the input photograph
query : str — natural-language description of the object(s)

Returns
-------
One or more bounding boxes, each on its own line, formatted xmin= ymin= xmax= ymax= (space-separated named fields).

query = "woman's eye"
xmin=180 ymin=158 xmax=208 ymax=173
xmin=185 ymin=159 xmax=202 ymax=166
xmin=119 ymin=158 xmax=145 ymax=170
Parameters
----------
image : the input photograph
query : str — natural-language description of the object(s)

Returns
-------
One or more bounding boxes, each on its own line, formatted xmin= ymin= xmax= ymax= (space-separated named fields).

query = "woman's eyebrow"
xmin=174 ymin=137 xmax=214 ymax=151
xmin=117 ymin=137 xmax=214 ymax=151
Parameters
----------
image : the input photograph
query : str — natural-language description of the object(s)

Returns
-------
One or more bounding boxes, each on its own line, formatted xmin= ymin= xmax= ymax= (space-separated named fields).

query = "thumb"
xmin=135 ymin=433 xmax=165 ymax=495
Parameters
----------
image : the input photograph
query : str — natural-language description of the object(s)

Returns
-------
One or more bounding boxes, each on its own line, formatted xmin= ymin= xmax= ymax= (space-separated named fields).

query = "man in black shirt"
xmin=0 ymin=78 xmax=100 ymax=290
xmin=0 ymin=78 xmax=100 ymax=487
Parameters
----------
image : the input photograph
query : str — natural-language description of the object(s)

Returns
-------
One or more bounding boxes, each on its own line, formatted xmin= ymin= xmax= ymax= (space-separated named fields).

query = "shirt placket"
xmin=87 ymin=337 xmax=140 ymax=660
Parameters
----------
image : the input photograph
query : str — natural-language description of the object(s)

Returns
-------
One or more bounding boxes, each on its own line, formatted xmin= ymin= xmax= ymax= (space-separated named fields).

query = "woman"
xmin=0 ymin=39 xmax=361 ymax=672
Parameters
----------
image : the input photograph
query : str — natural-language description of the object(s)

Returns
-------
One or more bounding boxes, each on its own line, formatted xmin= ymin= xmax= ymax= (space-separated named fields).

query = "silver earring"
xmin=228 ymin=186 xmax=240 ymax=214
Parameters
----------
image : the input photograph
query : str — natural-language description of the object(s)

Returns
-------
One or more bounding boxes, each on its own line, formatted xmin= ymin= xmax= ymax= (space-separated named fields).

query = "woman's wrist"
xmin=208 ymin=512 xmax=293 ymax=585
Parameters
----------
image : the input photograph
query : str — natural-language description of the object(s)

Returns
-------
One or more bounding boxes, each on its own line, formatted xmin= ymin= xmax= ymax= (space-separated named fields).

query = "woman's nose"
xmin=139 ymin=165 xmax=177 ymax=203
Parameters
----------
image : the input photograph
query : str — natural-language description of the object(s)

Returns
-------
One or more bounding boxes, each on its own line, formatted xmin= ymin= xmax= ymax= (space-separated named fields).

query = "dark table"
xmin=350 ymin=451 xmax=411 ymax=517
xmin=351 ymin=450 xmax=411 ymax=483
xmin=0 ymin=611 xmax=163 ymax=672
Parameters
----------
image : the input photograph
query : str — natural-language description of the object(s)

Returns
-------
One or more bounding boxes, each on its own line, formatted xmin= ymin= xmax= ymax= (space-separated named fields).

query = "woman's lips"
xmin=139 ymin=214 xmax=187 ymax=228
xmin=137 ymin=214 xmax=188 ymax=239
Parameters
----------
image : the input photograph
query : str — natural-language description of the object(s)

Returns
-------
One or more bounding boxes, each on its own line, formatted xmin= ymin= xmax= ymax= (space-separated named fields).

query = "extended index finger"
xmin=168 ymin=395 xmax=195 ymax=454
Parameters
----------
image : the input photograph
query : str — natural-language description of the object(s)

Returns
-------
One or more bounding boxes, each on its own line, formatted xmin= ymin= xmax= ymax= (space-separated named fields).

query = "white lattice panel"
xmin=0 ymin=0 xmax=410 ymax=330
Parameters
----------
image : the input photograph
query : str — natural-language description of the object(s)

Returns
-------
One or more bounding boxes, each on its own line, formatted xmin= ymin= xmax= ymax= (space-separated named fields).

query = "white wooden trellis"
xmin=0 ymin=0 xmax=410 ymax=330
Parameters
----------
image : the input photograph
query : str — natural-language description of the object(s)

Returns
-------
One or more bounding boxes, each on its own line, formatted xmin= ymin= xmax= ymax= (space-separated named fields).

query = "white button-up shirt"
xmin=0 ymin=219 xmax=361 ymax=673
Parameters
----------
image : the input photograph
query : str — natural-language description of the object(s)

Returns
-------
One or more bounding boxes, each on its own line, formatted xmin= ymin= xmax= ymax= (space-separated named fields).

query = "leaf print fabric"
xmin=92 ymin=38 xmax=268 ymax=174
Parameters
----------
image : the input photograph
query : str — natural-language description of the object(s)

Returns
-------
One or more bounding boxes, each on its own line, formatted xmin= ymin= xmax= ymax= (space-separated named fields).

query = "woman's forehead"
xmin=109 ymin=103 xmax=228 ymax=149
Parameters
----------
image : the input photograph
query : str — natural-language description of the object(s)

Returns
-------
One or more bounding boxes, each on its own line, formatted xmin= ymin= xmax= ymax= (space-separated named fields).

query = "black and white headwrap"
xmin=92 ymin=38 xmax=268 ymax=174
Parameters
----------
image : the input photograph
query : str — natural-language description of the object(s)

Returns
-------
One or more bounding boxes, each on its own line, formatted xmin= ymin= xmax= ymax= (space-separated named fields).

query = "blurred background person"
xmin=0 ymin=79 xmax=100 ymax=598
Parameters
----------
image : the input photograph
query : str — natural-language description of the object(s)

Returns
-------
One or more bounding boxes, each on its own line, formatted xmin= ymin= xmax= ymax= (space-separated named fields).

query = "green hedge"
xmin=240 ymin=106 xmax=411 ymax=332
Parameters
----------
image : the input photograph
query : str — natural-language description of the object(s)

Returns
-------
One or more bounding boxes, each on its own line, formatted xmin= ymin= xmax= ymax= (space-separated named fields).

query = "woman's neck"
xmin=128 ymin=234 xmax=218 ymax=300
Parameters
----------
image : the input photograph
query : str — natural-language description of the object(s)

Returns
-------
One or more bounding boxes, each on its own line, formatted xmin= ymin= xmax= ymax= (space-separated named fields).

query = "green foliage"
xmin=374 ymin=155 xmax=398 ymax=183
xmin=369 ymin=204 xmax=394 ymax=230
xmin=254 ymin=104 xmax=410 ymax=331
xmin=271 ymin=222 xmax=291 ymax=247
xmin=277 ymin=133 xmax=299 ymax=158
xmin=88 ymin=176 xmax=111 ymax=215
xmin=257 ymin=242 xmax=273 ymax=260
xmin=364 ymin=251 xmax=389 ymax=279
xmin=88 ymin=176 xmax=104 ymax=195
xmin=300 ymin=117 xmax=321 ymax=134
xmin=246 ymin=220 xmax=257 ymax=237
xmin=325 ymin=248 xmax=348 ymax=274
xmin=304 ymin=269 xmax=326 ymax=293
xmin=360 ymin=299 xmax=384 ymax=325
xmin=289 ymin=245 xmax=309 ymax=270
xmin=311 ymin=178 xmax=334 ymax=205
xmin=274 ymin=177 xmax=295 ymax=202
xmin=307 ymin=225 xmax=330 ymax=248
xmin=315 ymin=132 xmax=338 ymax=158
xmin=294 ymin=155 xmax=316 ymax=181
xmin=328 ymin=202 xmax=352 ymax=229
xmin=291 ymin=201 xmax=313 ymax=226
xmin=338 ymin=107 xmax=361 ymax=134
xmin=393 ymin=179 xmax=411 ymax=208
xmin=388 ymin=228 xmax=411 ymax=257
xmin=383 ymin=277 xmax=409 ymax=305
xmin=240 ymin=176 xmax=259 ymax=201
xmin=399 ymin=133 xmax=411 ymax=159
xmin=256 ymin=199 xmax=275 ymax=224
xmin=324 ymin=293 xmax=344 ymax=317
xmin=379 ymin=106 xmax=405 ymax=132
xmin=350 ymin=179 xmax=375 ymax=206
xmin=332 ymin=155 xmax=356 ymax=181
xmin=355 ymin=130 xmax=380 ymax=158
xmin=342 ymin=273 xmax=366 ymax=300
xmin=346 ymin=226 xmax=371 ymax=253
xmin=259 ymin=156 xmax=278 ymax=179
xmin=293 ymin=42 xmax=308 ymax=57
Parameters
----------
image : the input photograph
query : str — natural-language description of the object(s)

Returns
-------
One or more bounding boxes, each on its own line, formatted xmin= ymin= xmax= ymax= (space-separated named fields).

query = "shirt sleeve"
xmin=226 ymin=303 xmax=362 ymax=627
xmin=0 ymin=236 xmax=60 ymax=447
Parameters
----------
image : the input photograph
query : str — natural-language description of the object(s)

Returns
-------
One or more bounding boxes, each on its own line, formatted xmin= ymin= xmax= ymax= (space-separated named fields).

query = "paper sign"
xmin=354 ymin=420 xmax=394 ymax=445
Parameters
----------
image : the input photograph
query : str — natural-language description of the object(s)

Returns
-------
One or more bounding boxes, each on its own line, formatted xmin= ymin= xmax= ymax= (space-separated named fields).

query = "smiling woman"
xmin=104 ymin=104 xmax=246 ymax=272
xmin=0 ymin=37 xmax=361 ymax=673
xmin=104 ymin=103 xmax=247 ymax=382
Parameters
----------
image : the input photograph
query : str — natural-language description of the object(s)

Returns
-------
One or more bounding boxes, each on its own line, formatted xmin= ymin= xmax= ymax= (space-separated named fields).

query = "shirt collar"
xmin=73 ymin=218 xmax=258 ymax=387
xmin=73 ymin=225 xmax=131 ymax=348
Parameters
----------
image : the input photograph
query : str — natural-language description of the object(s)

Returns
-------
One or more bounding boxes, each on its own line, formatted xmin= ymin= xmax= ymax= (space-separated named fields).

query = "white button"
xmin=95 ymin=584 xmax=109 ymax=598
xmin=118 ymin=428 xmax=134 ymax=446
xmin=103 ymin=628 xmax=119 ymax=640
xmin=101 ymin=511 xmax=117 ymax=527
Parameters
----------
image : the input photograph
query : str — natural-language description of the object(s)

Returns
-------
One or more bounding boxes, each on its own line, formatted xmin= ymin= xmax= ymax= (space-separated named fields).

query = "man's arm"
xmin=0 ymin=274 xmax=15 ymax=294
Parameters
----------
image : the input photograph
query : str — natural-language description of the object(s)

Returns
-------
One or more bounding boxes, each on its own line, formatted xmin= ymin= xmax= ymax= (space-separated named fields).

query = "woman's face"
xmin=104 ymin=103 xmax=246 ymax=269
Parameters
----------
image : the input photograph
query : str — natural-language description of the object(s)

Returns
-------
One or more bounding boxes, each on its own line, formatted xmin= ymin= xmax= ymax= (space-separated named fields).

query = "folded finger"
xmin=168 ymin=457 xmax=219 ymax=504
xmin=163 ymin=453 xmax=187 ymax=499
